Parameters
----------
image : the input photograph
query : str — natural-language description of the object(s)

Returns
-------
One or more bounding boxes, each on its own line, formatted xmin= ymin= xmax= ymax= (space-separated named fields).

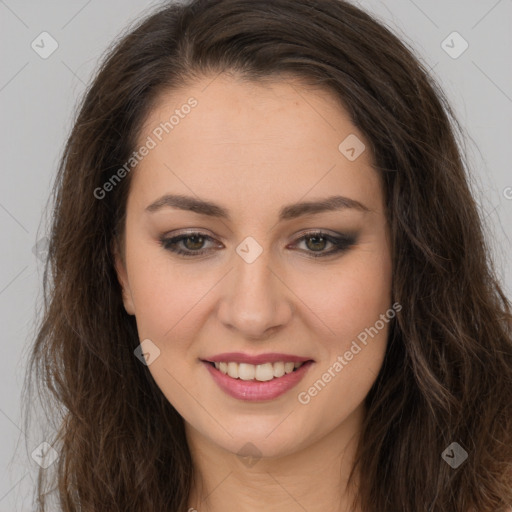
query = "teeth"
xmin=212 ymin=361 xmax=306 ymax=381
xmin=256 ymin=363 xmax=277 ymax=381
xmin=239 ymin=363 xmax=256 ymax=381
xmin=227 ymin=362 xmax=238 ymax=379
xmin=274 ymin=361 xmax=285 ymax=378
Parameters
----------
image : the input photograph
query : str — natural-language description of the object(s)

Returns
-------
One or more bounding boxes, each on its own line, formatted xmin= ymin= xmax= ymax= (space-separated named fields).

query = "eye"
xmin=290 ymin=231 xmax=356 ymax=258
xmin=160 ymin=232 xmax=219 ymax=257
xmin=159 ymin=230 xmax=356 ymax=258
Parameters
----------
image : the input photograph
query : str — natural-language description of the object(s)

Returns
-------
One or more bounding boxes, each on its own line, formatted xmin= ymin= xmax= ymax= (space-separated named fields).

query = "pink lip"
xmin=203 ymin=352 xmax=313 ymax=365
xmin=202 ymin=360 xmax=314 ymax=402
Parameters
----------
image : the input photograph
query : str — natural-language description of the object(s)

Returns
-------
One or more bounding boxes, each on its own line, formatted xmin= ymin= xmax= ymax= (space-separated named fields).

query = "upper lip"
xmin=202 ymin=352 xmax=314 ymax=365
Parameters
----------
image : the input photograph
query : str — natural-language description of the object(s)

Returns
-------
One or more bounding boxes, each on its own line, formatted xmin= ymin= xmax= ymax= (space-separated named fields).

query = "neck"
xmin=185 ymin=404 xmax=364 ymax=512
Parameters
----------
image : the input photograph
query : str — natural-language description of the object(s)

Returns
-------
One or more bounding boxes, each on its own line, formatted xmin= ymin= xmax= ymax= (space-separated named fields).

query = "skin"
xmin=114 ymin=73 xmax=393 ymax=512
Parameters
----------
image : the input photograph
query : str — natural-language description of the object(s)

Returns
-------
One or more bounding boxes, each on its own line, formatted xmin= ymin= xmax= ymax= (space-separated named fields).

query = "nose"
xmin=216 ymin=247 xmax=294 ymax=340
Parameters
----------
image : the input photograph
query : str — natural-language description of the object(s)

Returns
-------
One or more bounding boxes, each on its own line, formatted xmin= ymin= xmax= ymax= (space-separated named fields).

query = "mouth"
xmin=201 ymin=358 xmax=314 ymax=401
xmin=203 ymin=359 xmax=312 ymax=382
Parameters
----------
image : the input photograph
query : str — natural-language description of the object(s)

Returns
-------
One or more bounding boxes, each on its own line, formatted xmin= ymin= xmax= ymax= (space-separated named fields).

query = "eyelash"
xmin=159 ymin=231 xmax=356 ymax=259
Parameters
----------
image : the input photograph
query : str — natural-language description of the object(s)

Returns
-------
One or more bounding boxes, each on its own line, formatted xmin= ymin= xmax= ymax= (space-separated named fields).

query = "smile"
xmin=209 ymin=360 xmax=305 ymax=381
xmin=202 ymin=359 xmax=314 ymax=401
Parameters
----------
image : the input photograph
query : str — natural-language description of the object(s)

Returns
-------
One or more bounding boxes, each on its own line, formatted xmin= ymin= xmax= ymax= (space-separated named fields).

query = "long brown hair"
xmin=22 ymin=0 xmax=512 ymax=510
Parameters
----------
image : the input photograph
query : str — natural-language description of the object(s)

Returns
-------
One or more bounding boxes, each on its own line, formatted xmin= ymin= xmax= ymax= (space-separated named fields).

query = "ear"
xmin=112 ymin=238 xmax=136 ymax=316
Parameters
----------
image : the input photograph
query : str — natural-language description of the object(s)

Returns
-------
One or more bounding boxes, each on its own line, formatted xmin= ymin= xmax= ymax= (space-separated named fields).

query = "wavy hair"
xmin=23 ymin=0 xmax=512 ymax=510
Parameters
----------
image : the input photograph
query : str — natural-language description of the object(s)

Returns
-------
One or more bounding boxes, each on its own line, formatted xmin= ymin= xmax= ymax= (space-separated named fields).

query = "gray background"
xmin=1 ymin=0 xmax=511 ymax=509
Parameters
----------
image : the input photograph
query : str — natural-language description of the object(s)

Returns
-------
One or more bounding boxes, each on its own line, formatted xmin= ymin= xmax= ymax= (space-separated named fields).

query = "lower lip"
xmin=202 ymin=360 xmax=314 ymax=402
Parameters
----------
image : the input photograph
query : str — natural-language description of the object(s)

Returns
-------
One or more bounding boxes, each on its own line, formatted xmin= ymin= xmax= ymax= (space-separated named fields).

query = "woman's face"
xmin=115 ymin=74 xmax=393 ymax=459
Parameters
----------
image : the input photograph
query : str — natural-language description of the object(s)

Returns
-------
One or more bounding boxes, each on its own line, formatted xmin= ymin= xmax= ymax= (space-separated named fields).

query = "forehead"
xmin=129 ymin=74 xmax=382 ymax=219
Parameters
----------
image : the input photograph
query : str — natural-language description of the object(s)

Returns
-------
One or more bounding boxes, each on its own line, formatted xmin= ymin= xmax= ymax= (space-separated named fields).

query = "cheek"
xmin=124 ymin=242 xmax=214 ymax=343
xmin=294 ymin=252 xmax=392 ymax=424
xmin=292 ymin=244 xmax=393 ymax=343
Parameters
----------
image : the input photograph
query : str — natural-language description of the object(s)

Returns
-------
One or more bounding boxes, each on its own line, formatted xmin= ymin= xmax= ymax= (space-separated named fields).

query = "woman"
xmin=23 ymin=0 xmax=512 ymax=510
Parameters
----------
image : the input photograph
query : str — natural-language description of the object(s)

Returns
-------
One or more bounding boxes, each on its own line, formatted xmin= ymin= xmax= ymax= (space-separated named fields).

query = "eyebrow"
xmin=145 ymin=193 xmax=371 ymax=221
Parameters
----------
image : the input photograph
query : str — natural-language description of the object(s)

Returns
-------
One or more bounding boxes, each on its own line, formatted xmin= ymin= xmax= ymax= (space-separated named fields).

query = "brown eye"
xmin=293 ymin=231 xmax=356 ymax=258
xmin=305 ymin=235 xmax=329 ymax=252
xmin=160 ymin=232 xmax=218 ymax=256
xmin=182 ymin=235 xmax=206 ymax=251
